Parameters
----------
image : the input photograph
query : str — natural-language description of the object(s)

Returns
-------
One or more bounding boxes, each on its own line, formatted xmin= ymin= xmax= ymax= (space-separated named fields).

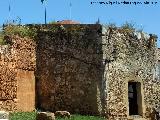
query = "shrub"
xmin=107 ymin=22 xmax=117 ymax=28
xmin=3 ymin=25 xmax=37 ymax=39
xmin=121 ymin=21 xmax=135 ymax=31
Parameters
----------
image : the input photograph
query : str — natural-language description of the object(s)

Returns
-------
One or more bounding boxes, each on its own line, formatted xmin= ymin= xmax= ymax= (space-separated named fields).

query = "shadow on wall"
xmin=34 ymin=24 xmax=107 ymax=115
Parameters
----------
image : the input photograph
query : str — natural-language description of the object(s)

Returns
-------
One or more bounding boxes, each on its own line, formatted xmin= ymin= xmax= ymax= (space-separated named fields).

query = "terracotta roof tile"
xmin=56 ymin=20 xmax=80 ymax=24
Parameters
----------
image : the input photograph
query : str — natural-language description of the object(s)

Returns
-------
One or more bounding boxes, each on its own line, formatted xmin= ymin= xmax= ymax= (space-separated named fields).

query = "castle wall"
xmin=102 ymin=27 xmax=160 ymax=119
xmin=36 ymin=25 xmax=106 ymax=115
xmin=36 ymin=25 xmax=160 ymax=119
xmin=0 ymin=45 xmax=17 ymax=111
xmin=0 ymin=36 xmax=36 ymax=111
xmin=0 ymin=25 xmax=159 ymax=120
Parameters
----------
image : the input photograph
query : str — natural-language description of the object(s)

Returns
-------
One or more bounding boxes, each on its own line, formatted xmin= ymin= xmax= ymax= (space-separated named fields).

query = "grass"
xmin=56 ymin=114 xmax=105 ymax=120
xmin=9 ymin=112 xmax=106 ymax=120
xmin=9 ymin=112 xmax=36 ymax=120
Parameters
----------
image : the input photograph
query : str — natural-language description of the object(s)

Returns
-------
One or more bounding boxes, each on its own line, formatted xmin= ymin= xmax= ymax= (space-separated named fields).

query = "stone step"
xmin=0 ymin=111 xmax=9 ymax=120
xmin=128 ymin=115 xmax=146 ymax=120
xmin=133 ymin=118 xmax=146 ymax=120
xmin=128 ymin=118 xmax=146 ymax=120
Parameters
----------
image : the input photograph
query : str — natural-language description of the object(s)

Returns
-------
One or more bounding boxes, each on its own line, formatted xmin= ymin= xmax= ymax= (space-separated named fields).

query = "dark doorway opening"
xmin=128 ymin=82 xmax=140 ymax=115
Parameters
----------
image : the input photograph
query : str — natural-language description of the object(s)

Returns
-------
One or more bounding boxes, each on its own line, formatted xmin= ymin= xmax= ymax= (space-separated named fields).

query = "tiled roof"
xmin=56 ymin=20 xmax=80 ymax=24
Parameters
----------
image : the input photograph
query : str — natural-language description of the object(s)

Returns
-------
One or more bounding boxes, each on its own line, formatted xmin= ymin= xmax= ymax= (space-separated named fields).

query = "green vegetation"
xmin=0 ymin=25 xmax=38 ymax=45
xmin=0 ymin=32 xmax=5 ymax=45
xmin=48 ymin=21 xmax=57 ymax=24
xmin=9 ymin=112 xmax=105 ymax=120
xmin=56 ymin=114 xmax=105 ymax=120
xmin=3 ymin=25 xmax=38 ymax=39
xmin=121 ymin=21 xmax=145 ymax=34
xmin=0 ymin=24 xmax=85 ymax=45
xmin=121 ymin=21 xmax=135 ymax=31
xmin=0 ymin=22 xmax=144 ymax=45
xmin=106 ymin=21 xmax=144 ymax=33
xmin=9 ymin=112 xmax=36 ymax=120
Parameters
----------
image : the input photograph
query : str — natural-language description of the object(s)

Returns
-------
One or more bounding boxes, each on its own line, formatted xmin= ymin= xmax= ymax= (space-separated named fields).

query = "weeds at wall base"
xmin=9 ymin=112 xmax=105 ymax=120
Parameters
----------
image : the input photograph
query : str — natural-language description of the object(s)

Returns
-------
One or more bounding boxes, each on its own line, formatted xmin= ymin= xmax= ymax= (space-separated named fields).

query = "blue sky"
xmin=0 ymin=0 xmax=160 ymax=47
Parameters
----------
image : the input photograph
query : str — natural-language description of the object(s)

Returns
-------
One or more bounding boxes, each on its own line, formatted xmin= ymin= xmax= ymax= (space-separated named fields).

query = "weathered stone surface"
xmin=35 ymin=25 xmax=160 ymax=120
xmin=0 ymin=25 xmax=159 ymax=120
xmin=102 ymin=27 xmax=160 ymax=120
xmin=0 ymin=111 xmax=9 ymax=119
xmin=55 ymin=111 xmax=70 ymax=118
xmin=11 ymin=36 xmax=36 ymax=70
xmin=0 ymin=35 xmax=36 ymax=111
xmin=0 ymin=111 xmax=9 ymax=120
xmin=37 ymin=112 xmax=55 ymax=120
xmin=36 ymin=25 xmax=104 ymax=115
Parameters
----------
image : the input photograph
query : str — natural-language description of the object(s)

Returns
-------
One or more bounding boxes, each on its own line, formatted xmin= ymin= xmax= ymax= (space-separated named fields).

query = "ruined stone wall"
xmin=36 ymin=25 xmax=160 ymax=119
xmin=0 ymin=36 xmax=36 ymax=111
xmin=0 ymin=45 xmax=17 ymax=111
xmin=36 ymin=25 xmax=106 ymax=115
xmin=102 ymin=27 xmax=160 ymax=119
xmin=0 ymin=25 xmax=159 ymax=120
